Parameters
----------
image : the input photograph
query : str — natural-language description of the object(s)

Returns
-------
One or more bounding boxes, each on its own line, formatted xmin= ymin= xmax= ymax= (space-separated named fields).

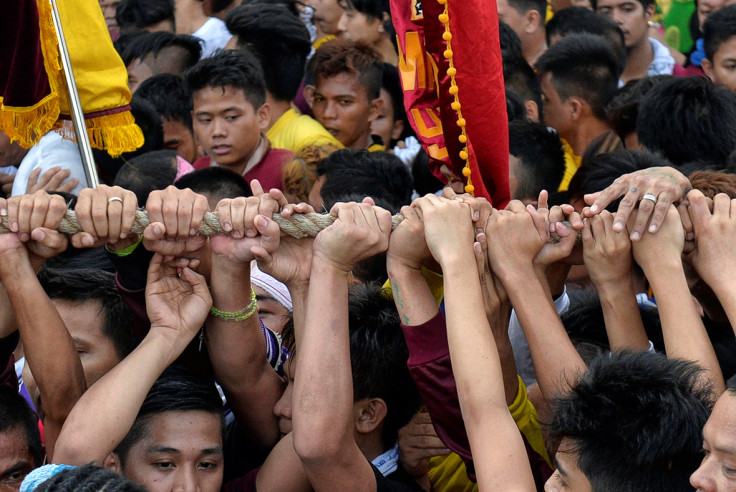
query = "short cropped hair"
xmin=549 ymin=351 xmax=713 ymax=491
xmin=39 ymin=268 xmax=136 ymax=359
xmin=535 ymin=33 xmax=620 ymax=120
xmin=35 ymin=465 xmax=147 ymax=492
xmin=185 ymin=49 xmax=267 ymax=110
xmin=114 ymin=366 xmax=224 ymax=467
xmin=225 ymin=4 xmax=312 ymax=101
xmin=508 ymin=121 xmax=566 ymax=199
xmin=503 ymin=51 xmax=542 ymax=113
xmin=308 ymin=39 xmax=383 ymax=100
xmin=116 ymin=0 xmax=175 ymax=32
xmin=115 ymin=150 xmax=178 ymax=204
xmin=636 ymin=76 xmax=736 ymax=167
xmin=605 ymin=75 xmax=672 ymax=141
xmin=135 ymin=74 xmax=194 ymax=130
xmin=174 ymin=167 xmax=252 ymax=202
xmin=0 ymin=386 xmax=43 ymax=468
xmin=545 ymin=8 xmax=626 ymax=76
xmin=348 ymin=283 xmax=422 ymax=448
xmin=316 ymin=149 xmax=413 ymax=213
xmin=704 ymin=5 xmax=736 ymax=61
xmin=121 ymin=31 xmax=202 ymax=74
xmin=507 ymin=0 xmax=548 ymax=20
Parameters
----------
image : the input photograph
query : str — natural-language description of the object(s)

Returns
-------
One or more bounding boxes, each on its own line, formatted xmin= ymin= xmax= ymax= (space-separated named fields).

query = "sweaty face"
xmin=0 ymin=427 xmax=36 ymax=492
xmin=311 ymin=73 xmax=379 ymax=149
xmin=163 ymin=118 xmax=198 ymax=164
xmin=24 ymin=299 xmax=121 ymax=415
xmin=545 ymin=441 xmax=593 ymax=492
xmin=337 ymin=8 xmax=383 ymax=43
xmin=121 ymin=411 xmax=224 ymax=492
xmin=273 ymin=357 xmax=295 ymax=438
xmin=192 ymin=85 xmax=268 ymax=175
xmin=596 ymin=0 xmax=651 ymax=49
xmin=539 ymin=73 xmax=572 ymax=141
xmin=704 ymin=36 xmax=736 ymax=94
xmin=690 ymin=392 xmax=736 ymax=491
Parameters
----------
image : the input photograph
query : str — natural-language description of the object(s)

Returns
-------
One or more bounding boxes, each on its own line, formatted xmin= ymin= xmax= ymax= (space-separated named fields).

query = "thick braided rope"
xmin=0 ymin=209 xmax=572 ymax=242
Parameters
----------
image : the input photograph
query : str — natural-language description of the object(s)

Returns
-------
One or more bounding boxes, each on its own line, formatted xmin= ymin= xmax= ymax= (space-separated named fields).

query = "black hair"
xmin=185 ymin=49 xmax=267 ymax=110
xmin=114 ymin=365 xmax=224 ymax=467
xmin=507 ymin=0 xmax=548 ymax=22
xmin=506 ymin=90 xmax=528 ymax=122
xmin=38 ymin=268 xmax=136 ymax=360
xmin=316 ymin=149 xmax=413 ymax=213
xmin=115 ymin=0 xmax=175 ymax=32
xmin=499 ymin=22 xmax=523 ymax=56
xmin=411 ymin=150 xmax=444 ymax=196
xmin=174 ymin=167 xmax=252 ymax=203
xmin=567 ymin=150 xmax=664 ymax=207
xmin=340 ymin=0 xmax=390 ymax=19
xmin=115 ymin=150 xmax=179 ymax=204
xmin=636 ymin=76 xmax=736 ymax=167
xmin=307 ymin=39 xmax=384 ymax=100
xmin=35 ymin=464 xmax=147 ymax=492
xmin=0 ymin=386 xmax=43 ymax=468
xmin=121 ymin=31 xmax=202 ymax=73
xmin=241 ymin=0 xmax=302 ymax=16
xmin=93 ymin=95 xmax=164 ymax=185
xmin=545 ymin=7 xmax=627 ymax=76
xmin=704 ymin=5 xmax=736 ymax=61
xmin=503 ymin=50 xmax=542 ymax=116
xmin=225 ymin=4 xmax=312 ymax=102
xmin=135 ymin=74 xmax=194 ymax=130
xmin=380 ymin=63 xmax=413 ymax=146
xmin=549 ymin=351 xmax=713 ymax=491
xmin=348 ymin=282 xmax=422 ymax=448
xmin=508 ymin=121 xmax=566 ymax=199
xmin=535 ymin=33 xmax=620 ymax=120
xmin=605 ymin=75 xmax=672 ymax=142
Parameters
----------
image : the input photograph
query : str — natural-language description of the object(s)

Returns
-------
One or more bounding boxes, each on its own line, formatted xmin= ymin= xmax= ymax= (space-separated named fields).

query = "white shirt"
xmin=193 ymin=17 xmax=232 ymax=58
xmin=12 ymin=130 xmax=87 ymax=196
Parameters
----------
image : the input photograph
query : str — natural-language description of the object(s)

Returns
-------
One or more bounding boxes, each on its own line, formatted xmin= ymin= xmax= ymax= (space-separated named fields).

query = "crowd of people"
xmin=2 ymin=0 xmax=736 ymax=490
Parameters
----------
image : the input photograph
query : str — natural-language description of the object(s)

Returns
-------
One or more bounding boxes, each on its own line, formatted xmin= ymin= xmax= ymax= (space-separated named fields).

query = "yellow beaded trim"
xmin=437 ymin=0 xmax=474 ymax=195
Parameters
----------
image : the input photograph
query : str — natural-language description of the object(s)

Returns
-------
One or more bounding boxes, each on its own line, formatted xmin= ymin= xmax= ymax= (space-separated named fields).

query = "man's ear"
xmin=567 ymin=96 xmax=584 ymax=121
xmin=354 ymin=398 xmax=388 ymax=435
xmin=525 ymin=9 xmax=542 ymax=32
xmin=368 ymin=96 xmax=384 ymax=123
xmin=390 ymin=119 xmax=405 ymax=142
xmin=702 ymin=58 xmax=716 ymax=82
xmin=525 ymin=100 xmax=540 ymax=122
xmin=645 ymin=4 xmax=655 ymax=19
xmin=104 ymin=452 xmax=122 ymax=474
xmin=303 ymin=85 xmax=315 ymax=108
xmin=257 ymin=103 xmax=271 ymax=131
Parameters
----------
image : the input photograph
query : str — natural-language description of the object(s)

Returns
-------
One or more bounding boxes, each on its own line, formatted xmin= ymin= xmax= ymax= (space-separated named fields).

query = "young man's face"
xmin=704 ymin=36 xmax=736 ymax=94
xmin=273 ymin=357 xmax=296 ymax=438
xmin=127 ymin=59 xmax=154 ymax=94
xmin=370 ymin=88 xmax=404 ymax=149
xmin=337 ymin=9 xmax=383 ymax=44
xmin=539 ymin=73 xmax=573 ymax=141
xmin=311 ymin=73 xmax=380 ymax=149
xmin=545 ymin=440 xmax=593 ymax=492
xmin=690 ymin=391 xmax=736 ymax=491
xmin=121 ymin=410 xmax=224 ymax=492
xmin=193 ymin=85 xmax=269 ymax=174
xmin=162 ymin=118 xmax=198 ymax=164
xmin=254 ymin=286 xmax=290 ymax=334
xmin=0 ymin=426 xmax=36 ymax=492
xmin=596 ymin=0 xmax=652 ymax=49
xmin=23 ymin=299 xmax=122 ymax=415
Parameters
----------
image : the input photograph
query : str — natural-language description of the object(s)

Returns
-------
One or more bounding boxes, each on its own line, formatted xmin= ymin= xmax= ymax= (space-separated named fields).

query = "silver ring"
xmin=641 ymin=193 xmax=657 ymax=203
xmin=108 ymin=197 xmax=123 ymax=205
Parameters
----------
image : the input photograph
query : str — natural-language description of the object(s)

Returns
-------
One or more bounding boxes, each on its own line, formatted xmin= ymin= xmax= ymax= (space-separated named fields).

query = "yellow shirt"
xmin=266 ymin=108 xmax=342 ymax=155
xmin=558 ymin=139 xmax=582 ymax=192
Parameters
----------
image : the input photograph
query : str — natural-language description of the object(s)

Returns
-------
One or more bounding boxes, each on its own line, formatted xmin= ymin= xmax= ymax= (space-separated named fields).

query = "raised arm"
xmin=415 ymin=195 xmax=535 ymax=491
xmin=630 ymin=203 xmax=725 ymax=396
xmin=582 ymin=211 xmax=649 ymax=351
xmin=487 ymin=201 xmax=586 ymax=404
xmin=0 ymin=191 xmax=84 ymax=459
xmin=206 ymin=190 xmax=285 ymax=452
xmin=53 ymin=254 xmax=212 ymax=465
xmin=292 ymin=200 xmax=392 ymax=491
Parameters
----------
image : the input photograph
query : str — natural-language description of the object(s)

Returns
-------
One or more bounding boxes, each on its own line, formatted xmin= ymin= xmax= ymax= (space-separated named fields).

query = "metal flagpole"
xmin=49 ymin=0 xmax=100 ymax=188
